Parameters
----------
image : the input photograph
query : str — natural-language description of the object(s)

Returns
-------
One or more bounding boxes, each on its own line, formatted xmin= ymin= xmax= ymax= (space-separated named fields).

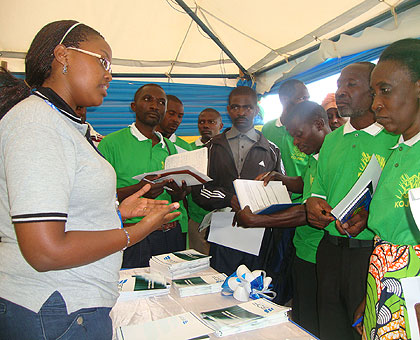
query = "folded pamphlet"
xmin=149 ymin=249 xmax=211 ymax=279
xmin=172 ymin=273 xmax=227 ymax=297
xmin=116 ymin=311 xmax=213 ymax=340
xmin=331 ymin=155 xmax=382 ymax=223
xmin=199 ymin=298 xmax=290 ymax=337
xmin=117 ymin=271 xmax=170 ymax=301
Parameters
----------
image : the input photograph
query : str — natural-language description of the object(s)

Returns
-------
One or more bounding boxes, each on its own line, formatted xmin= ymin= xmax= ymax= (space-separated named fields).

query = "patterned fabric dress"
xmin=363 ymin=237 xmax=420 ymax=340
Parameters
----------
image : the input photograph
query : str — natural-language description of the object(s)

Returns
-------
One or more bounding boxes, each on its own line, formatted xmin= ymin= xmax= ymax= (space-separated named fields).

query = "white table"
xmin=111 ymin=268 xmax=317 ymax=340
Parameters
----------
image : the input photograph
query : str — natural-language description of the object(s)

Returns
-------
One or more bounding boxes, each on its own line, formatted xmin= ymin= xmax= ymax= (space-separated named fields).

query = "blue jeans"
xmin=0 ymin=291 xmax=112 ymax=340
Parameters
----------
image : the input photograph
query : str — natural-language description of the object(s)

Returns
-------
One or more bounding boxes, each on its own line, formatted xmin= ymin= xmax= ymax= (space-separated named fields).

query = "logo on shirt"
xmin=259 ymin=160 xmax=265 ymax=167
xmin=291 ymin=146 xmax=306 ymax=162
xmin=358 ymin=152 xmax=386 ymax=177
xmin=394 ymin=173 xmax=420 ymax=208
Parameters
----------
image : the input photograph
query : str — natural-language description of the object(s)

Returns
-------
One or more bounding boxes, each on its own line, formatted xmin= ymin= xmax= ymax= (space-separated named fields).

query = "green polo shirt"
xmin=310 ymin=121 xmax=399 ymax=240
xmin=98 ymin=125 xmax=187 ymax=230
xmin=368 ymin=134 xmax=420 ymax=245
xmin=262 ymin=119 xmax=308 ymax=202
xmin=170 ymin=134 xmax=193 ymax=152
xmin=293 ymin=155 xmax=324 ymax=263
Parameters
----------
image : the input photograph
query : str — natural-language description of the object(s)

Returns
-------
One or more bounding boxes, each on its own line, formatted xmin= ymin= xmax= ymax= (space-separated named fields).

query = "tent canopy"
xmin=2 ymin=0 xmax=419 ymax=93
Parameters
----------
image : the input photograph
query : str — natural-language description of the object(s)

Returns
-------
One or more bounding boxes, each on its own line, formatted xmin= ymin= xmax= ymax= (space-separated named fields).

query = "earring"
xmin=62 ymin=64 xmax=68 ymax=75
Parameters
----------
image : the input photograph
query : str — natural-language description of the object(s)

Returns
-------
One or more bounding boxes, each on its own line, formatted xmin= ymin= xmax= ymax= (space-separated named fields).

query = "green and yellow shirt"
xmin=368 ymin=133 xmax=420 ymax=245
xmin=310 ymin=121 xmax=399 ymax=240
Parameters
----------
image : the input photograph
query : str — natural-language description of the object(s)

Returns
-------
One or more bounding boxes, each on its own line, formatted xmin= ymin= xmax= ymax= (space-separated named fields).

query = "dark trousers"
xmin=122 ymin=223 xmax=185 ymax=268
xmin=316 ymin=234 xmax=373 ymax=340
xmin=0 ymin=291 xmax=112 ymax=340
xmin=292 ymin=256 xmax=319 ymax=337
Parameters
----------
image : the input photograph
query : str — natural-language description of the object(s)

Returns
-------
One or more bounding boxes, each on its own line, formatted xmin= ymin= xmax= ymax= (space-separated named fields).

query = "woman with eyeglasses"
xmin=0 ymin=20 xmax=180 ymax=339
xmin=356 ymin=38 xmax=420 ymax=340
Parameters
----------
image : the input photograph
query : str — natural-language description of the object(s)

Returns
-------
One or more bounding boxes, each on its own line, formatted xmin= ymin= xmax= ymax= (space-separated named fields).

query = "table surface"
xmin=110 ymin=267 xmax=317 ymax=340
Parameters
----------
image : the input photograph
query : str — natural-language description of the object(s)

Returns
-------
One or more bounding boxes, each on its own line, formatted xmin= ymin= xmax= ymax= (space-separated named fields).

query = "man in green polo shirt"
xmin=188 ymin=108 xmax=224 ymax=254
xmin=305 ymin=62 xmax=399 ymax=340
xmin=156 ymin=94 xmax=192 ymax=153
xmin=262 ymin=79 xmax=309 ymax=202
xmin=235 ymin=101 xmax=330 ymax=337
xmin=98 ymin=84 xmax=189 ymax=268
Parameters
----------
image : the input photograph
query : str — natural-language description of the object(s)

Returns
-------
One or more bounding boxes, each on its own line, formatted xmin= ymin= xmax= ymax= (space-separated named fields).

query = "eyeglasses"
xmin=228 ymin=104 xmax=254 ymax=113
xmin=67 ymin=47 xmax=112 ymax=73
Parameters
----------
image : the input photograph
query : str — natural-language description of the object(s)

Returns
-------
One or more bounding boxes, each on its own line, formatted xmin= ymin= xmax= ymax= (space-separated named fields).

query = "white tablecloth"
xmin=111 ymin=267 xmax=317 ymax=340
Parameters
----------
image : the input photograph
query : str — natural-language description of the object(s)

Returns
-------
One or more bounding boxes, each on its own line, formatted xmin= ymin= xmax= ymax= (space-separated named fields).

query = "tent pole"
xmin=173 ymin=0 xmax=249 ymax=79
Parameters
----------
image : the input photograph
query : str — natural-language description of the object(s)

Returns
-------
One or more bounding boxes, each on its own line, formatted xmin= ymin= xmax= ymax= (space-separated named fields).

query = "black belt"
xmin=325 ymin=233 xmax=373 ymax=248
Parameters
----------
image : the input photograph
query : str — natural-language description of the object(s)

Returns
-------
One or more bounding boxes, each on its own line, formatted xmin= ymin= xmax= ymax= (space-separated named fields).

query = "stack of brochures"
xmin=117 ymin=271 xmax=170 ymax=301
xmin=149 ymin=249 xmax=211 ymax=279
xmin=199 ymin=298 xmax=290 ymax=337
xmin=116 ymin=312 xmax=213 ymax=340
xmin=172 ymin=273 xmax=227 ymax=297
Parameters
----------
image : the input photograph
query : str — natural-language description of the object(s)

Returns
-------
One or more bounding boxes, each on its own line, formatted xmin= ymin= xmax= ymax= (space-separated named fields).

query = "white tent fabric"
xmin=0 ymin=0 xmax=418 ymax=92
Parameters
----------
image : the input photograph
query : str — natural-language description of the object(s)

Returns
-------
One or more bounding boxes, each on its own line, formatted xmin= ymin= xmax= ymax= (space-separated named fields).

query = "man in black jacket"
xmin=193 ymin=86 xmax=283 ymax=276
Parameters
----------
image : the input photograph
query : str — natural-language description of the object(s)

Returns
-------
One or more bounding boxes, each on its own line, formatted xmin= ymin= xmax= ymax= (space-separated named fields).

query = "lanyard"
xmin=40 ymin=96 xmax=124 ymax=229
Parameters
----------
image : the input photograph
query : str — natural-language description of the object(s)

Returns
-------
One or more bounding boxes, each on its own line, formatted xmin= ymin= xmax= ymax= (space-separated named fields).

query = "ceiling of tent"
xmin=0 ymin=0 xmax=416 ymax=90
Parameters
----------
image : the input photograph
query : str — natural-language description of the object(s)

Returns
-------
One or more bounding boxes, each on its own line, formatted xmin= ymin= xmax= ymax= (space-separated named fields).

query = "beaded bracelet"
xmin=121 ymin=228 xmax=131 ymax=251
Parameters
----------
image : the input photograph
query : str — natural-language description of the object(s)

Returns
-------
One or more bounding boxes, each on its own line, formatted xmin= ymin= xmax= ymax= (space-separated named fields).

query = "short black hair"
xmin=133 ymin=83 xmax=165 ymax=102
xmin=199 ymin=108 xmax=221 ymax=118
xmin=378 ymin=38 xmax=420 ymax=82
xmin=1 ymin=20 xmax=102 ymax=119
xmin=228 ymin=86 xmax=258 ymax=105
xmin=285 ymin=101 xmax=328 ymax=127
xmin=166 ymin=94 xmax=183 ymax=105
xmin=278 ymin=79 xmax=305 ymax=98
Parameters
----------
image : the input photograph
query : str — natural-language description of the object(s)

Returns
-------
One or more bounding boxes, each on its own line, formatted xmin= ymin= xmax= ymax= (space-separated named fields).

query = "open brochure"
xmin=116 ymin=312 xmax=213 ymax=340
xmin=331 ymin=154 xmax=382 ymax=223
xmin=117 ymin=271 xmax=170 ymax=301
xmin=199 ymin=298 xmax=290 ymax=337
xmin=132 ymin=148 xmax=211 ymax=186
xmin=233 ymin=179 xmax=295 ymax=214
xmin=172 ymin=273 xmax=227 ymax=297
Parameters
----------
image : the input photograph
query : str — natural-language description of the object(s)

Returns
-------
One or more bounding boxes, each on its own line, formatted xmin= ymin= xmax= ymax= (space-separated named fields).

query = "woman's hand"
xmin=118 ymin=184 xmax=169 ymax=220
xmin=136 ymin=202 xmax=181 ymax=231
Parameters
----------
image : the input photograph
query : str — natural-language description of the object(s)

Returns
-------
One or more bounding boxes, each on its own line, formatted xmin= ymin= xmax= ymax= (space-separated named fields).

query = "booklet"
xmin=116 ymin=311 xmax=213 ymax=340
xmin=149 ymin=249 xmax=211 ymax=279
xmin=117 ymin=271 xmax=170 ymax=301
xmin=233 ymin=179 xmax=294 ymax=214
xmin=132 ymin=148 xmax=212 ymax=186
xmin=331 ymin=154 xmax=382 ymax=223
xmin=172 ymin=273 xmax=227 ymax=297
xmin=199 ymin=298 xmax=290 ymax=337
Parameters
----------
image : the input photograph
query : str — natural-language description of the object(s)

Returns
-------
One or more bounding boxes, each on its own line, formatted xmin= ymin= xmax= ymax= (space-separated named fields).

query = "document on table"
xmin=409 ymin=188 xmax=420 ymax=230
xmin=207 ymin=211 xmax=265 ymax=256
xmin=116 ymin=311 xmax=213 ymax=340
xmin=401 ymin=276 xmax=420 ymax=340
xmin=233 ymin=179 xmax=293 ymax=214
xmin=331 ymin=154 xmax=382 ymax=223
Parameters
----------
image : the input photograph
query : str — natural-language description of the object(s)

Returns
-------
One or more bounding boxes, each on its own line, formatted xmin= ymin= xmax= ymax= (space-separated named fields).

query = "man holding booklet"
xmin=98 ymin=84 xmax=190 ymax=268
xmin=235 ymin=101 xmax=331 ymax=337
xmin=192 ymin=86 xmax=283 ymax=279
xmin=305 ymin=62 xmax=399 ymax=340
